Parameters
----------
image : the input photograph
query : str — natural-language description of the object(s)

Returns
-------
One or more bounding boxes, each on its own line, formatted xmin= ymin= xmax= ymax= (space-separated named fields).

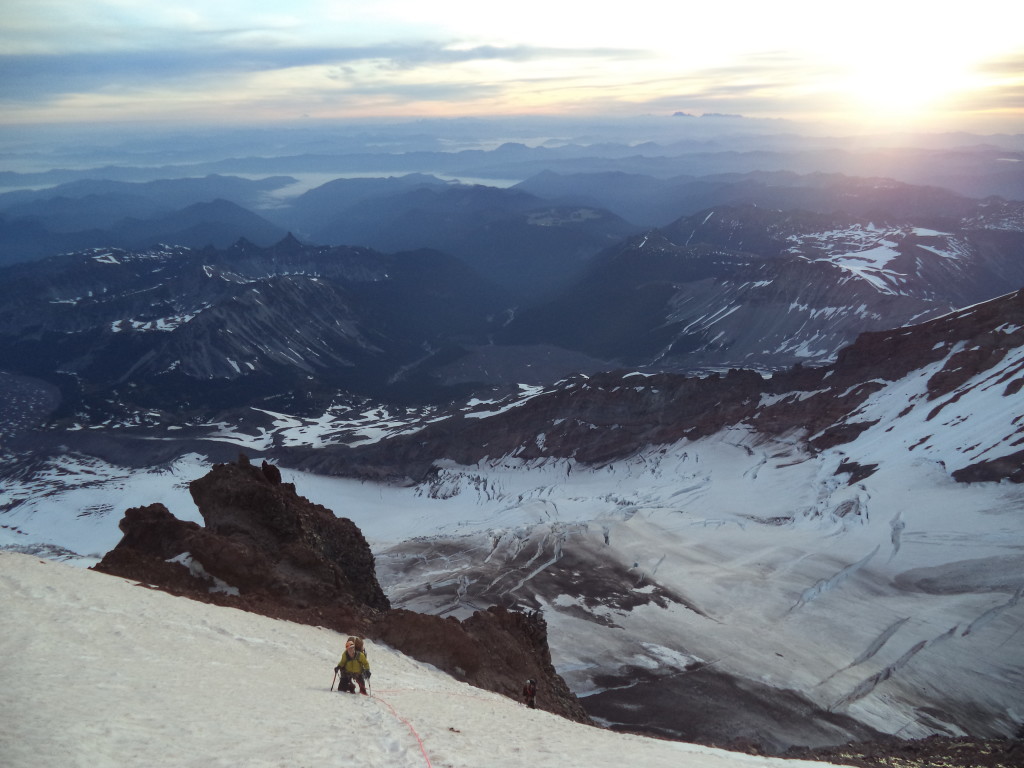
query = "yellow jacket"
xmin=337 ymin=649 xmax=370 ymax=675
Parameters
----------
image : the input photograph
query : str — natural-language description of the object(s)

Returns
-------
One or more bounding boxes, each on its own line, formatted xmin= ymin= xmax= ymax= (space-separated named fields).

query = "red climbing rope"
xmin=372 ymin=693 xmax=433 ymax=768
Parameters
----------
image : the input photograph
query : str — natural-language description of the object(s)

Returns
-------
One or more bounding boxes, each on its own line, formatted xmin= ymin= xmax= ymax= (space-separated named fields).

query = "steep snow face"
xmin=4 ymin=425 xmax=1021 ymax=748
xmin=374 ymin=430 xmax=1024 ymax=745
xmin=819 ymin=342 xmax=1024 ymax=470
xmin=371 ymin=336 xmax=1024 ymax=745
xmin=3 ymin=308 xmax=1023 ymax=749
xmin=3 ymin=552 xmax=845 ymax=768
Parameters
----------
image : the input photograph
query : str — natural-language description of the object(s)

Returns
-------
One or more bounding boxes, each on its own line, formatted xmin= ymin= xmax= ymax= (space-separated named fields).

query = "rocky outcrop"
xmin=93 ymin=455 xmax=591 ymax=724
xmin=784 ymin=733 xmax=1024 ymax=768
xmin=952 ymin=449 xmax=1024 ymax=484
xmin=97 ymin=454 xmax=388 ymax=612
xmin=372 ymin=606 xmax=590 ymax=722
xmin=185 ymin=454 xmax=389 ymax=611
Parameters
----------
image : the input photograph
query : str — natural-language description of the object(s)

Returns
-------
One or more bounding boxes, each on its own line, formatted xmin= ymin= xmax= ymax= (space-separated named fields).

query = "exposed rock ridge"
xmin=93 ymin=456 xmax=590 ymax=723
xmin=287 ymin=287 xmax=1024 ymax=484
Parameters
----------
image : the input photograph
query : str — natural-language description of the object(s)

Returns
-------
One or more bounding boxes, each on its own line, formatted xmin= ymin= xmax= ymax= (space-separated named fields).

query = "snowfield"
xmin=2 ymin=323 xmax=1023 ymax=747
xmin=0 ymin=552 xmax=843 ymax=768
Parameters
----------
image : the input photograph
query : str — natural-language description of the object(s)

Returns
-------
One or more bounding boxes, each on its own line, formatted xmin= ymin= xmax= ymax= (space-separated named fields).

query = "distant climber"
xmin=522 ymin=678 xmax=537 ymax=708
xmin=335 ymin=636 xmax=371 ymax=695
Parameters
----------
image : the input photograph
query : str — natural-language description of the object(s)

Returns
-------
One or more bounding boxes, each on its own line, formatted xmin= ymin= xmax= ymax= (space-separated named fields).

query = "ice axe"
xmin=330 ymin=667 xmax=338 ymax=691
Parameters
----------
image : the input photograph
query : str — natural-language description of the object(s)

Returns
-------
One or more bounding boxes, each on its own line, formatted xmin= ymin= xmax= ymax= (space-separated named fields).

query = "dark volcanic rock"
xmin=95 ymin=456 xmax=388 ymax=613
xmin=93 ymin=456 xmax=590 ymax=723
xmin=785 ymin=734 xmax=1024 ymax=768
xmin=94 ymin=503 xmax=212 ymax=594
xmin=186 ymin=455 xmax=389 ymax=611
xmin=96 ymin=474 xmax=388 ymax=613
xmin=372 ymin=606 xmax=590 ymax=722
xmin=952 ymin=449 xmax=1024 ymax=484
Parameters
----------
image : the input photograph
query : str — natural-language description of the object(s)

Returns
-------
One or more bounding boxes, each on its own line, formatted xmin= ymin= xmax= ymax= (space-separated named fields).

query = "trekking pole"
xmin=331 ymin=668 xmax=338 ymax=692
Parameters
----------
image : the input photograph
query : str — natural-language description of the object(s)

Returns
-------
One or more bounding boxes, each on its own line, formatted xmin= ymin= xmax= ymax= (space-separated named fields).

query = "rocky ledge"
xmin=93 ymin=455 xmax=589 ymax=724
xmin=783 ymin=733 xmax=1024 ymax=768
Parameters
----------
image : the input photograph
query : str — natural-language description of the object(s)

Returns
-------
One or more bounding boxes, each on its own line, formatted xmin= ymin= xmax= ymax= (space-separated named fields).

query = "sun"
xmin=837 ymin=50 xmax=974 ymax=125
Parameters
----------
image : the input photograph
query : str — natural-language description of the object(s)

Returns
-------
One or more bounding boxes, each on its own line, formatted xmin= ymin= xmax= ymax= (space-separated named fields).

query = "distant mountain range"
xmin=3 ymin=132 xmax=1022 ymax=199
xmin=501 ymin=199 xmax=1024 ymax=371
xmin=0 ymin=236 xmax=507 ymax=429
xmin=0 ymin=176 xmax=292 ymax=263
xmin=1 ymin=177 xmax=1023 ymax=429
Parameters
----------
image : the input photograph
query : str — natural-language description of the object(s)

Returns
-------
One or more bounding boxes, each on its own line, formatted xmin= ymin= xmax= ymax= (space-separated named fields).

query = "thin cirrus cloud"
xmin=1 ymin=0 xmax=1022 ymax=131
xmin=0 ymin=42 xmax=645 ymax=102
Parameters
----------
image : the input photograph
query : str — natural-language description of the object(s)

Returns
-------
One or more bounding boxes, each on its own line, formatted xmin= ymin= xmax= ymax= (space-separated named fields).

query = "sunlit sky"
xmin=2 ymin=0 xmax=1023 ymax=134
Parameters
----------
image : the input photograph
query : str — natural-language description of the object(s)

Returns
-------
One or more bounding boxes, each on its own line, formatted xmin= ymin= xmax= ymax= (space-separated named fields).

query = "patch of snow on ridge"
xmin=109 ymin=308 xmax=205 ymax=333
xmin=783 ymin=224 xmax=978 ymax=294
xmin=464 ymin=383 xmax=549 ymax=419
xmin=195 ymin=404 xmax=446 ymax=451
xmin=167 ymin=552 xmax=240 ymax=595
xmin=785 ymin=223 xmax=887 ymax=254
xmin=822 ymin=243 xmax=905 ymax=294
xmin=836 ymin=343 xmax=1024 ymax=470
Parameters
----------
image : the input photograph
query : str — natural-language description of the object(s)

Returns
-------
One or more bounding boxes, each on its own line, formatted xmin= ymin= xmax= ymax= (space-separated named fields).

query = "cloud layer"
xmin=2 ymin=0 xmax=1022 ymax=132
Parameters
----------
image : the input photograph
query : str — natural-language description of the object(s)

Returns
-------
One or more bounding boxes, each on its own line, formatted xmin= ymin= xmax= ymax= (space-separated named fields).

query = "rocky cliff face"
xmin=93 ymin=455 xmax=590 ymax=723
xmin=372 ymin=606 xmax=589 ymax=722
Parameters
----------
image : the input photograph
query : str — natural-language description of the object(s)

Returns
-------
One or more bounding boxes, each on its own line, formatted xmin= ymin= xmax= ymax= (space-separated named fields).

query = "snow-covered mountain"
xmin=0 ymin=236 xmax=505 ymax=421
xmin=3 ymin=193 xmax=1023 ymax=429
xmin=503 ymin=201 xmax=1024 ymax=372
xmin=3 ymin=287 xmax=1023 ymax=752
xmin=4 ymin=551 xmax=850 ymax=768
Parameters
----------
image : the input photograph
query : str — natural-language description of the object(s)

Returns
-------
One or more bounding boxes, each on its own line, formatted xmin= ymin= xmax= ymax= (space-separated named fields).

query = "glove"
xmin=334 ymin=665 xmax=341 ymax=672
xmin=363 ymin=670 xmax=371 ymax=679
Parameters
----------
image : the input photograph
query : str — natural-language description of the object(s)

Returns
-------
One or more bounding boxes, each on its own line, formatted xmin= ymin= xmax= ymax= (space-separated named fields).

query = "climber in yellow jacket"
xmin=335 ymin=637 xmax=371 ymax=695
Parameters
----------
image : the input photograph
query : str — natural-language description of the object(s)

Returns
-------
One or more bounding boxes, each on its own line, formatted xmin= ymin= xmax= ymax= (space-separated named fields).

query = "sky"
xmin=2 ymin=0 xmax=1023 ymax=135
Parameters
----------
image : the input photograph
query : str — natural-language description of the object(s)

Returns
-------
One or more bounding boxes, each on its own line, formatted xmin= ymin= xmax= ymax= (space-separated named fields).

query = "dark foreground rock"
xmin=784 ymin=734 xmax=1024 ymax=768
xmin=93 ymin=455 xmax=591 ymax=724
xmin=372 ymin=606 xmax=588 ymax=722
xmin=96 ymin=455 xmax=388 ymax=612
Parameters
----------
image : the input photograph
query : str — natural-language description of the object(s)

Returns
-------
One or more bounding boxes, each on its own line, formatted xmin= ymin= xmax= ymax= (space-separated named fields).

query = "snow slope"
xmin=2 ymin=307 xmax=1023 ymax=747
xmin=0 ymin=552 xmax=842 ymax=768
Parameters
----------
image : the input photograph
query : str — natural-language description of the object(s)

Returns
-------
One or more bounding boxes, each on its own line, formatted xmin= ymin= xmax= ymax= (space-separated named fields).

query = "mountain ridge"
xmin=3 ymin=278 xmax=1023 ymax=752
